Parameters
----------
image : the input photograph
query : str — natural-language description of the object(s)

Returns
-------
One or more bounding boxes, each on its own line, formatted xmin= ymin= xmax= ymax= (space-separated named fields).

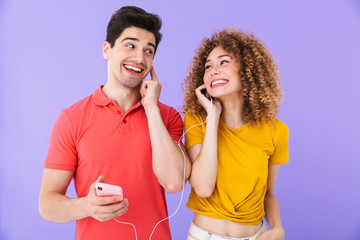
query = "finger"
xmin=150 ymin=67 xmax=158 ymax=81
xmin=96 ymin=176 xmax=104 ymax=183
xmin=142 ymin=79 xmax=152 ymax=86
xmin=96 ymin=205 xmax=129 ymax=222
xmin=113 ymin=205 xmax=129 ymax=218
xmin=195 ymin=85 xmax=209 ymax=100
xmin=140 ymin=80 xmax=151 ymax=94
xmin=90 ymin=176 xmax=104 ymax=195
xmin=195 ymin=84 xmax=206 ymax=92
xmin=96 ymin=195 xmax=123 ymax=206
xmin=97 ymin=199 xmax=129 ymax=213
xmin=140 ymin=81 xmax=147 ymax=97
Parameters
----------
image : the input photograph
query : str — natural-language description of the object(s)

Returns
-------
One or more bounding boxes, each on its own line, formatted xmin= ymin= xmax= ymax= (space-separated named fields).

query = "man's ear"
xmin=102 ymin=41 xmax=111 ymax=60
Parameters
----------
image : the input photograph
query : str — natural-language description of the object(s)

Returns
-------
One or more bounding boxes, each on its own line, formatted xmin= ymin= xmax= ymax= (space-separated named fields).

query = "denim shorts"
xmin=187 ymin=221 xmax=267 ymax=240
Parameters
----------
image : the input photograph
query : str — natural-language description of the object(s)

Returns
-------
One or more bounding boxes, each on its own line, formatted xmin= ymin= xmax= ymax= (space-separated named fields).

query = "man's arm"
xmin=145 ymin=106 xmax=191 ymax=193
xmin=39 ymin=169 xmax=128 ymax=223
xmin=140 ymin=68 xmax=191 ymax=193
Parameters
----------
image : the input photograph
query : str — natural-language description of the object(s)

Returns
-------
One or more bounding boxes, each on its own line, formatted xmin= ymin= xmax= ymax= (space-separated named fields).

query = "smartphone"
xmin=96 ymin=183 xmax=123 ymax=199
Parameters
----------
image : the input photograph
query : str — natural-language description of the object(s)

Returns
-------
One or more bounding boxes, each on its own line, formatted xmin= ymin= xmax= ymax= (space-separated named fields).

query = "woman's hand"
xmin=257 ymin=227 xmax=285 ymax=240
xmin=195 ymin=84 xmax=222 ymax=118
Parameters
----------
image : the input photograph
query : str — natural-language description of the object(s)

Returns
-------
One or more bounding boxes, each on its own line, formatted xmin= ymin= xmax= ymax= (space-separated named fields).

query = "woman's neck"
xmin=220 ymin=95 xmax=246 ymax=129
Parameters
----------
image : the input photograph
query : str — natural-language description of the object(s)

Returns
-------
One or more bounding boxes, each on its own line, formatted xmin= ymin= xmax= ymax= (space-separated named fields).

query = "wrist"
xmin=206 ymin=109 xmax=221 ymax=122
xmin=271 ymin=226 xmax=285 ymax=238
xmin=81 ymin=196 xmax=91 ymax=218
xmin=144 ymin=104 xmax=160 ymax=115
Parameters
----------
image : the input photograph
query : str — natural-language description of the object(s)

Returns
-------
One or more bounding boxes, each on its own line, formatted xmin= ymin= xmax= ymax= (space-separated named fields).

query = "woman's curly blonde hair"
xmin=182 ymin=28 xmax=282 ymax=126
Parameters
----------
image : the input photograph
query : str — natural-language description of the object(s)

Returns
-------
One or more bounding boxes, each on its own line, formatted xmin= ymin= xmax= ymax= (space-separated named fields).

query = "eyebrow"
xmin=121 ymin=37 xmax=156 ymax=49
xmin=206 ymin=54 xmax=232 ymax=63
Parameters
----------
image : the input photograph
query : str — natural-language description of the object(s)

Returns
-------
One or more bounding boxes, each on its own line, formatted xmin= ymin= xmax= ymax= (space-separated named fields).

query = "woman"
xmin=182 ymin=28 xmax=289 ymax=240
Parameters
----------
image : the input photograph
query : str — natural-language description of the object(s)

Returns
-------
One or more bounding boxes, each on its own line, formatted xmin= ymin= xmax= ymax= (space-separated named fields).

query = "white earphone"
xmin=114 ymin=97 xmax=214 ymax=240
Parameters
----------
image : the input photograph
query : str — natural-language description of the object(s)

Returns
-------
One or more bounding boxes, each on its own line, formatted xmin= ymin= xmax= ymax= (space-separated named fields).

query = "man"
xmin=39 ymin=6 xmax=191 ymax=240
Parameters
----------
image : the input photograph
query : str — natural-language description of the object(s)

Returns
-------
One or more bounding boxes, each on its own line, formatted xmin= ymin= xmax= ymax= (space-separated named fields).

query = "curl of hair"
xmin=182 ymin=28 xmax=282 ymax=126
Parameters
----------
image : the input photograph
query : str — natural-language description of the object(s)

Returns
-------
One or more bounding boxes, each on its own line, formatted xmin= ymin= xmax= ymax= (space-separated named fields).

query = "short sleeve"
xmin=44 ymin=110 xmax=78 ymax=171
xmin=166 ymin=107 xmax=185 ymax=146
xmin=269 ymin=120 xmax=289 ymax=165
xmin=184 ymin=111 xmax=206 ymax=150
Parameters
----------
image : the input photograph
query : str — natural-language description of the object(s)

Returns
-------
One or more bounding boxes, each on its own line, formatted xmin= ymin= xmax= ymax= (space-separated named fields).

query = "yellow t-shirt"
xmin=184 ymin=111 xmax=289 ymax=225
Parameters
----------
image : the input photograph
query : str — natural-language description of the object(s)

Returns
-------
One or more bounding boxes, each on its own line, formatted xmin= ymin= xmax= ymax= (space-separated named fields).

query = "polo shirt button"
xmin=109 ymin=103 xmax=114 ymax=106
xmin=122 ymin=119 xmax=127 ymax=123
xmin=117 ymin=111 xmax=121 ymax=114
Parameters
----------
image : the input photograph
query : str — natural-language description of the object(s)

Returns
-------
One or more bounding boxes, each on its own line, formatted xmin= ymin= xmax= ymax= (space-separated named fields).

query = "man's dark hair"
xmin=106 ymin=6 xmax=162 ymax=52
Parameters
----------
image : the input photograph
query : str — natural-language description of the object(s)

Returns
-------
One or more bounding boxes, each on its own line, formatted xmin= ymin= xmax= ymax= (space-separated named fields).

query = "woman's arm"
xmin=258 ymin=164 xmax=285 ymax=240
xmin=186 ymin=85 xmax=222 ymax=198
xmin=187 ymin=115 xmax=219 ymax=197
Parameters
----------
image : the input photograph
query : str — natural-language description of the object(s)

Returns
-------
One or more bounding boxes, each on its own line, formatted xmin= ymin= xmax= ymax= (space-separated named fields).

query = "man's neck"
xmin=102 ymin=82 xmax=141 ymax=113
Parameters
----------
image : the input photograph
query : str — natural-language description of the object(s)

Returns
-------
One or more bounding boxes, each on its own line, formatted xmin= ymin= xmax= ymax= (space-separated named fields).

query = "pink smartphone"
xmin=96 ymin=183 xmax=123 ymax=199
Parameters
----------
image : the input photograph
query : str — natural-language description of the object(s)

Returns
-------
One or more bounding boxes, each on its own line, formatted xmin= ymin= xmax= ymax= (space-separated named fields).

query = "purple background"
xmin=1 ymin=0 xmax=360 ymax=239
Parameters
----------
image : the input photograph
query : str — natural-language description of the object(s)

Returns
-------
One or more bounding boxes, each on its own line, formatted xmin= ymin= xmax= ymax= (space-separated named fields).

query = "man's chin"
xmin=120 ymin=78 xmax=142 ymax=88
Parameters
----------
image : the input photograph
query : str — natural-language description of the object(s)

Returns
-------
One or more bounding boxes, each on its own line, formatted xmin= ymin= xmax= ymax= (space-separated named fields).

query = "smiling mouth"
xmin=124 ymin=64 xmax=144 ymax=74
xmin=211 ymin=79 xmax=228 ymax=88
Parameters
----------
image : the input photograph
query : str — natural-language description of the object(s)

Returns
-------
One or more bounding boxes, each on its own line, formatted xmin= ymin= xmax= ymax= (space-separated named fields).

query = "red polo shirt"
xmin=45 ymin=86 xmax=184 ymax=240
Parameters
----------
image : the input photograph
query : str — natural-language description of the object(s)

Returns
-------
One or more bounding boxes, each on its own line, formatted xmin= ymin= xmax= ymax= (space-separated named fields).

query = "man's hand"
xmin=140 ymin=67 xmax=162 ymax=109
xmin=85 ymin=176 xmax=129 ymax=222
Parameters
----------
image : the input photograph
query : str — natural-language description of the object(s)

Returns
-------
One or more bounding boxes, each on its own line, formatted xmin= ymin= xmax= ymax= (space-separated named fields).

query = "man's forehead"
xmin=118 ymin=27 xmax=156 ymax=46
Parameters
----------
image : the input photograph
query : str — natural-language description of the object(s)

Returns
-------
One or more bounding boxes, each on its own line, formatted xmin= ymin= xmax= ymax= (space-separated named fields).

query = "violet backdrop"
xmin=1 ymin=0 xmax=360 ymax=239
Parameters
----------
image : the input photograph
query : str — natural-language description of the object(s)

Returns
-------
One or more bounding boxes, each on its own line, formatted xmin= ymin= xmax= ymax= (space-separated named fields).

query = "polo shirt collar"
xmin=92 ymin=85 xmax=111 ymax=106
xmin=92 ymin=85 xmax=143 ymax=111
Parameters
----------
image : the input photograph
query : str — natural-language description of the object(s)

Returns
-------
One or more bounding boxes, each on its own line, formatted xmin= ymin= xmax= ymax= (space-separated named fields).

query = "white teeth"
xmin=124 ymin=65 xmax=142 ymax=72
xmin=211 ymin=80 xmax=227 ymax=87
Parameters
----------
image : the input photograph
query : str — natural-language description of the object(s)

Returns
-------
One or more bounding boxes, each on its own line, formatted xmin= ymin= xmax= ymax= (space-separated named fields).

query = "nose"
xmin=132 ymin=49 xmax=146 ymax=66
xmin=210 ymin=65 xmax=220 ymax=76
